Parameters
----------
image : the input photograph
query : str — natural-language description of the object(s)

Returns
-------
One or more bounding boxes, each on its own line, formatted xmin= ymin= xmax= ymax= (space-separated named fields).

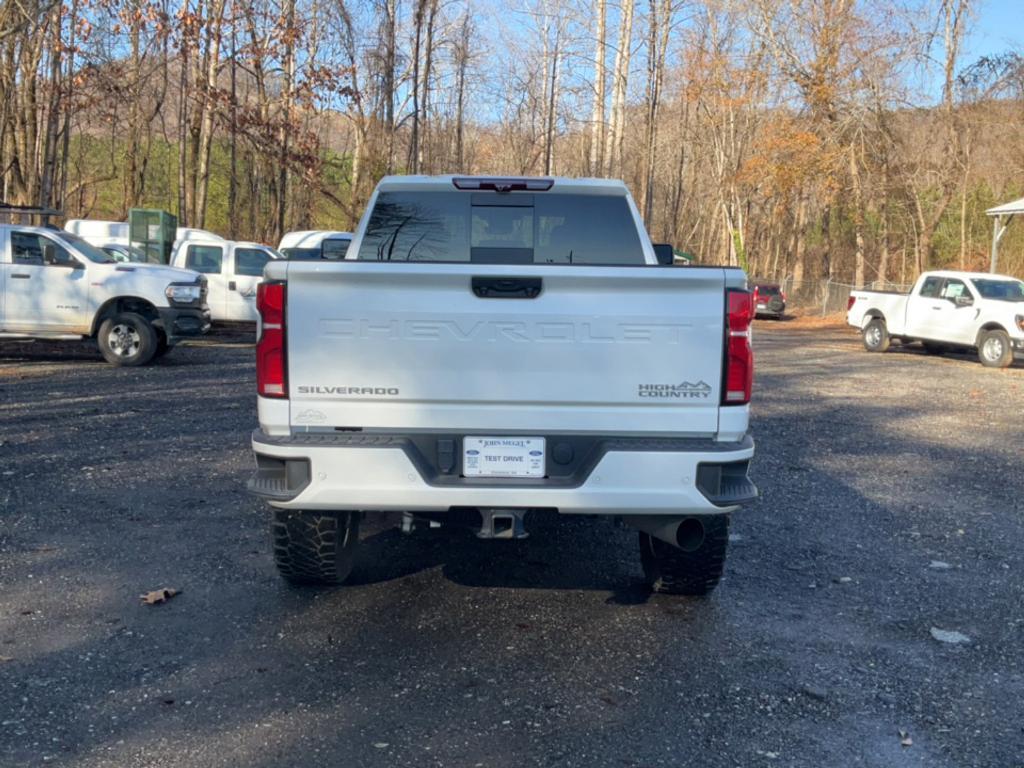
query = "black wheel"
xmin=97 ymin=312 xmax=158 ymax=366
xmin=272 ymin=509 xmax=360 ymax=585
xmin=922 ymin=341 xmax=946 ymax=356
xmin=862 ymin=318 xmax=890 ymax=352
xmin=639 ymin=515 xmax=729 ymax=596
xmin=978 ymin=329 xmax=1013 ymax=368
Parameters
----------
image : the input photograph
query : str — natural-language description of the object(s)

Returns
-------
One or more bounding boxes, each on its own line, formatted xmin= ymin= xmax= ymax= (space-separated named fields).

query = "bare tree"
xmin=588 ymin=0 xmax=607 ymax=174
xmin=605 ymin=0 xmax=635 ymax=176
xmin=639 ymin=0 xmax=671 ymax=226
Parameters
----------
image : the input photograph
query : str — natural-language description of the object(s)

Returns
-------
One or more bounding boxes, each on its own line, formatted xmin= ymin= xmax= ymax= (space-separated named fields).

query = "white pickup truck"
xmin=278 ymin=230 xmax=353 ymax=261
xmin=847 ymin=270 xmax=1024 ymax=368
xmin=65 ymin=219 xmax=281 ymax=323
xmin=169 ymin=236 xmax=281 ymax=323
xmin=0 ymin=224 xmax=209 ymax=365
xmin=247 ymin=175 xmax=757 ymax=596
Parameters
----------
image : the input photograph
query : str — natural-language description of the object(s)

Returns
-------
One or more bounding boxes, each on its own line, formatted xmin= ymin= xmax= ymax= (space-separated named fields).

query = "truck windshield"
xmin=970 ymin=278 xmax=1024 ymax=301
xmin=357 ymin=191 xmax=645 ymax=265
xmin=57 ymin=231 xmax=117 ymax=263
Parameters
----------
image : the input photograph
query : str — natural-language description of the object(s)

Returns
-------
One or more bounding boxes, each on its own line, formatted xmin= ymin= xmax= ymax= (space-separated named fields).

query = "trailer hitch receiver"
xmin=476 ymin=509 xmax=529 ymax=540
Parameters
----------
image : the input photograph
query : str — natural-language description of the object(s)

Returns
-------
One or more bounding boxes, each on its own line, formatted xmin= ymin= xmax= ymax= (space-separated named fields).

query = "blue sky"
xmin=911 ymin=0 xmax=1024 ymax=102
xmin=965 ymin=0 xmax=1024 ymax=61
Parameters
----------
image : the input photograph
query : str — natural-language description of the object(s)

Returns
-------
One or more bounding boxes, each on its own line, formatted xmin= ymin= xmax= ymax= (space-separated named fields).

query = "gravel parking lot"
xmin=1 ymin=323 xmax=1022 ymax=767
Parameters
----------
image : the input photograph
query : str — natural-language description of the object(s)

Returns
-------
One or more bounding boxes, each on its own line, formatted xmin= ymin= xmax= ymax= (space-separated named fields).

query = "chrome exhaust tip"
xmin=623 ymin=515 xmax=707 ymax=551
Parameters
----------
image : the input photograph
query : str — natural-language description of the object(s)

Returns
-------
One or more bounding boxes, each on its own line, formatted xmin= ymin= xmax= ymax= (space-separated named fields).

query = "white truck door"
xmin=5 ymin=231 xmax=91 ymax=333
xmin=932 ymin=277 xmax=980 ymax=345
xmin=183 ymin=243 xmax=228 ymax=321
xmin=225 ymin=246 xmax=273 ymax=322
xmin=0 ymin=229 xmax=8 ymax=329
xmin=905 ymin=275 xmax=946 ymax=339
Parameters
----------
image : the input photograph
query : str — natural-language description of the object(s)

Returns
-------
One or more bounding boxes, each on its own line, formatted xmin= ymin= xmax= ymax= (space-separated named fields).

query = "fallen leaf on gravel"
xmin=930 ymin=627 xmax=970 ymax=644
xmin=899 ymin=729 xmax=913 ymax=747
xmin=140 ymin=588 xmax=181 ymax=605
xmin=373 ymin=743 xmax=389 ymax=749
xmin=799 ymin=685 xmax=827 ymax=702
xmin=0 ymin=656 xmax=13 ymax=663
xmin=929 ymin=560 xmax=952 ymax=570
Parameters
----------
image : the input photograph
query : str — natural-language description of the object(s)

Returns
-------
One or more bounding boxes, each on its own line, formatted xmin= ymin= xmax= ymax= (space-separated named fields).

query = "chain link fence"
xmin=771 ymin=278 xmax=913 ymax=315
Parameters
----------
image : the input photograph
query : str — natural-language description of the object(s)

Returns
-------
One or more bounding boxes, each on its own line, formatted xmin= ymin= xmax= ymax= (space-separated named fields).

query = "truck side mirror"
xmin=955 ymin=294 xmax=973 ymax=307
xmin=42 ymin=243 xmax=81 ymax=268
xmin=653 ymin=243 xmax=674 ymax=266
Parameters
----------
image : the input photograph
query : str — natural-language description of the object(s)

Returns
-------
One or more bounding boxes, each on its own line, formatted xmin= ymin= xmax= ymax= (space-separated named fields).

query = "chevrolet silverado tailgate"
xmin=285 ymin=261 xmax=727 ymax=436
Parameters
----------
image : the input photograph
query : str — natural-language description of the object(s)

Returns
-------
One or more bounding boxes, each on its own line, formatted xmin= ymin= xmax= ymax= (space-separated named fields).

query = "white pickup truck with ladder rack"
xmin=0 ymin=222 xmax=208 ymax=365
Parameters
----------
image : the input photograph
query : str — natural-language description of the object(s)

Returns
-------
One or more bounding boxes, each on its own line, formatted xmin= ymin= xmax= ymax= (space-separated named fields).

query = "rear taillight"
xmin=723 ymin=289 xmax=753 ymax=405
xmin=847 ymin=295 xmax=856 ymax=311
xmin=781 ymin=291 xmax=786 ymax=302
xmin=256 ymin=282 xmax=287 ymax=398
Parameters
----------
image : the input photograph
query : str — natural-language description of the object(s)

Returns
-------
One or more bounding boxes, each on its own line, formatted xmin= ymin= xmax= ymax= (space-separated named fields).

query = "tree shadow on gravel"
xmin=3 ymin=340 xmax=1024 ymax=767
xmin=839 ymin=335 xmax=1024 ymax=369
xmin=0 ymin=338 xmax=105 ymax=363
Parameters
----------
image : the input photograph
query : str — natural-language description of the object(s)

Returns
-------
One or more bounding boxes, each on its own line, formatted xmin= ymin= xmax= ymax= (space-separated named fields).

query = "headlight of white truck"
xmin=165 ymin=283 xmax=203 ymax=304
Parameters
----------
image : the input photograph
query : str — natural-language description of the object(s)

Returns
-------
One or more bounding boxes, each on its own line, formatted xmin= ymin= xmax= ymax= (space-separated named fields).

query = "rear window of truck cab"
xmin=356 ymin=191 xmax=645 ymax=265
xmin=970 ymin=278 xmax=1024 ymax=301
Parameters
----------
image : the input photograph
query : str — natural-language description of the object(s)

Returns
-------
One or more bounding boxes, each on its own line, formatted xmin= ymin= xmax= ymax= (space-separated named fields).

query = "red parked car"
xmin=752 ymin=283 xmax=786 ymax=319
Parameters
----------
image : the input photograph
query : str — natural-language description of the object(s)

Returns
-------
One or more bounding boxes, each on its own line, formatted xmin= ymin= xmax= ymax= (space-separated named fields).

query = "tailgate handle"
xmin=471 ymin=276 xmax=542 ymax=299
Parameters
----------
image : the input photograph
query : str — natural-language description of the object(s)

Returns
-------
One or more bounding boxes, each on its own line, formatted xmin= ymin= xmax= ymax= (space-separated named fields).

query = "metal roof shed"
xmin=986 ymin=196 xmax=1024 ymax=273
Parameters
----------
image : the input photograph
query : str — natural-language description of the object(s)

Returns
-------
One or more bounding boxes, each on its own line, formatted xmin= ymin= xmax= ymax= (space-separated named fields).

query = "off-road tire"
xmin=639 ymin=515 xmax=730 ymax=596
xmin=863 ymin=318 xmax=890 ymax=353
xmin=978 ymin=329 xmax=1013 ymax=368
xmin=97 ymin=312 xmax=158 ymax=366
xmin=272 ymin=509 xmax=360 ymax=585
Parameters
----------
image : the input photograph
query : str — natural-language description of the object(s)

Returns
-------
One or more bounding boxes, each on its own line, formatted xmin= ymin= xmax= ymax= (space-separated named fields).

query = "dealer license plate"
xmin=463 ymin=437 xmax=546 ymax=478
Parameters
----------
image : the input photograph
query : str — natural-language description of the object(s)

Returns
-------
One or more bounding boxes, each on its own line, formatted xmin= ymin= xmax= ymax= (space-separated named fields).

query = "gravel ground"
xmin=1 ymin=324 xmax=1022 ymax=767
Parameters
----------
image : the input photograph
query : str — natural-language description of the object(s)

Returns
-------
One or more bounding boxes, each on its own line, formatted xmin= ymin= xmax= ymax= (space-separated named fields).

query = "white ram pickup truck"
xmin=248 ymin=176 xmax=757 ymax=596
xmin=0 ymin=224 xmax=209 ymax=365
xmin=847 ymin=270 xmax=1024 ymax=367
